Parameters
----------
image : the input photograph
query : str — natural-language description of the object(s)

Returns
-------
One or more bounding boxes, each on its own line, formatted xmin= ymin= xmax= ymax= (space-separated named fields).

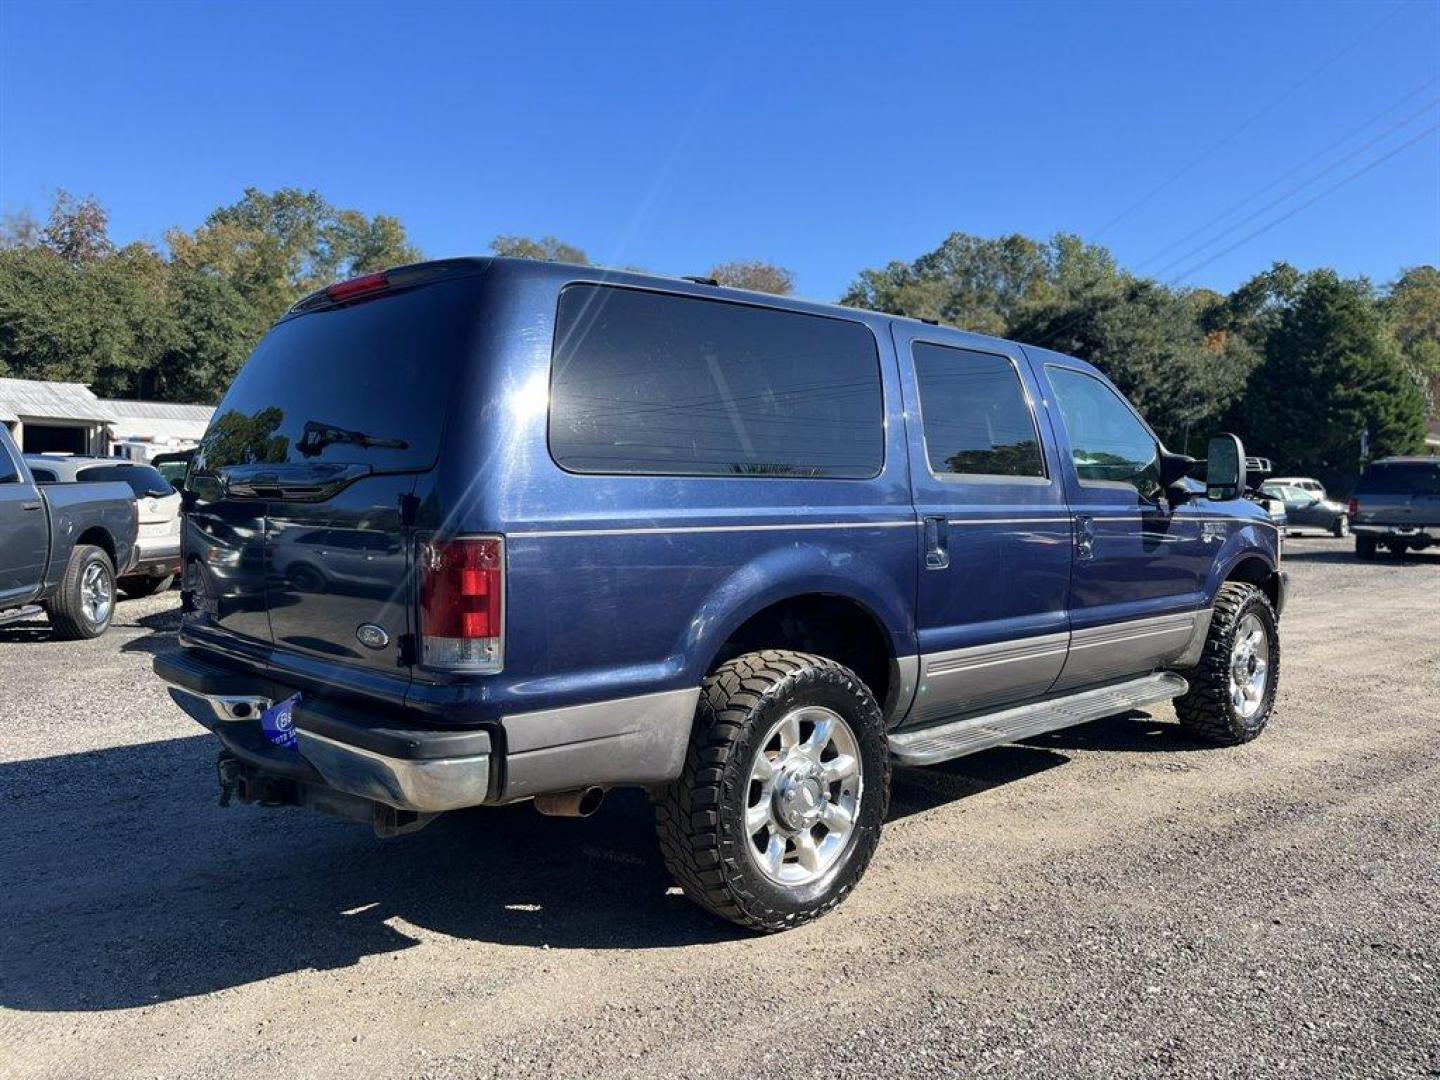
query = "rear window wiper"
xmin=297 ymin=420 xmax=410 ymax=458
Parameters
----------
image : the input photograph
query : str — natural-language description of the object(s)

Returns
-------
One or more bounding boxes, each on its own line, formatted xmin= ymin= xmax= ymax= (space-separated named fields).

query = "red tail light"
xmin=419 ymin=537 xmax=504 ymax=672
xmin=1348 ymin=498 xmax=1358 ymax=517
xmin=325 ymin=271 xmax=389 ymax=303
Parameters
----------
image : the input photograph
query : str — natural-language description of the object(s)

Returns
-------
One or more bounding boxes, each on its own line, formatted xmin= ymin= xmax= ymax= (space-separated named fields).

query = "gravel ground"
xmin=1 ymin=536 xmax=1437 ymax=1080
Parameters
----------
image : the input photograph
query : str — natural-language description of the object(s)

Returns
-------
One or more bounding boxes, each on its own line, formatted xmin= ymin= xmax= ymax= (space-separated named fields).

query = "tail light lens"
xmin=1348 ymin=498 xmax=1358 ymax=517
xmin=418 ymin=536 xmax=503 ymax=672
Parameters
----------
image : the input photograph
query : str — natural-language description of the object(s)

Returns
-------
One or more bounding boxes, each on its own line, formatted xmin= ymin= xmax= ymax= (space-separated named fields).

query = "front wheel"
xmin=655 ymin=650 xmax=890 ymax=932
xmin=1173 ymin=582 xmax=1279 ymax=745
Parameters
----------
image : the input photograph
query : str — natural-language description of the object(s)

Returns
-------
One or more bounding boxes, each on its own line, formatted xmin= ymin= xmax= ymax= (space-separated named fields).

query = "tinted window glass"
xmin=550 ymin=286 xmax=883 ymax=478
xmin=912 ymin=344 xmax=1044 ymax=478
xmin=28 ymin=466 xmax=57 ymax=483
xmin=1047 ymin=367 xmax=1160 ymax=498
xmin=76 ymin=464 xmax=174 ymax=497
xmin=198 ymin=277 xmax=479 ymax=472
xmin=1357 ymin=462 xmax=1440 ymax=495
xmin=0 ymin=440 xmax=18 ymax=484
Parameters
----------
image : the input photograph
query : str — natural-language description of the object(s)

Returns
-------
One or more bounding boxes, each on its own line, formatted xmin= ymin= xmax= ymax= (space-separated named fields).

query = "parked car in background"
xmin=25 ymin=455 xmax=181 ymax=597
xmin=1350 ymin=457 xmax=1440 ymax=558
xmin=1259 ymin=482 xmax=1350 ymax=537
xmin=153 ymin=257 xmax=1287 ymax=931
xmin=1267 ymin=476 xmax=1328 ymax=499
xmin=0 ymin=426 xmax=138 ymax=638
xmin=151 ymin=448 xmax=195 ymax=488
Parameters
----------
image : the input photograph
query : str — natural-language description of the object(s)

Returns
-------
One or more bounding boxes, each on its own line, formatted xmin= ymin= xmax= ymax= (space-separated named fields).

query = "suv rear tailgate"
xmin=183 ymin=269 xmax=487 ymax=692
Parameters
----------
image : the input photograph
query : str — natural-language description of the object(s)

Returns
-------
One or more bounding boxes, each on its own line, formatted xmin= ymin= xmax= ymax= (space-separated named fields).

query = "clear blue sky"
xmin=1 ymin=0 xmax=1436 ymax=302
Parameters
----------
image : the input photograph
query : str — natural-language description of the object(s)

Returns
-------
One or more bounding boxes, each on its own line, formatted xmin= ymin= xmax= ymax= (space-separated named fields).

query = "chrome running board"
xmin=889 ymin=671 xmax=1189 ymax=766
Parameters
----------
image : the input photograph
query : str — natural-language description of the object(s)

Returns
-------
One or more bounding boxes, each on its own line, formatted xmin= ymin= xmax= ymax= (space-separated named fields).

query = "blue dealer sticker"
xmin=260 ymin=693 xmax=301 ymax=751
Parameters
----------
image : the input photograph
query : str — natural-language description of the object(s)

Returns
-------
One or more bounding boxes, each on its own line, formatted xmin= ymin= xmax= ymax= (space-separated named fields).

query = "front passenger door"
xmin=1039 ymin=364 xmax=1212 ymax=692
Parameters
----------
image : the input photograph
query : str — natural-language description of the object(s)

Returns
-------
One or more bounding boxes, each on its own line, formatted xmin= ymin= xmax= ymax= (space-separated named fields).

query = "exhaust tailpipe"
xmin=534 ymin=787 xmax=606 ymax=818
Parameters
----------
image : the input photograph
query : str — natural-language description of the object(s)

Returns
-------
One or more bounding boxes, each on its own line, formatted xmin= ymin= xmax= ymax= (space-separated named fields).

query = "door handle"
xmin=20 ymin=500 xmax=41 ymax=512
xmin=923 ymin=515 xmax=949 ymax=570
xmin=1075 ymin=514 xmax=1096 ymax=560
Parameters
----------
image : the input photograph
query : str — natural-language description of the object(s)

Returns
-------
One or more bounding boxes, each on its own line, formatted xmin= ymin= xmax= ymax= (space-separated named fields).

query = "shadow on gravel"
xmin=0 ymin=732 xmax=745 ymax=1012
xmin=117 ymin=608 xmax=184 ymax=656
xmin=0 ymin=679 xmax=1203 ymax=1012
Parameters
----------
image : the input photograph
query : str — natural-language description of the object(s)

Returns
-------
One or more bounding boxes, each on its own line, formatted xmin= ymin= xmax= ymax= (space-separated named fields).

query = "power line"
xmin=1167 ymin=123 xmax=1439 ymax=285
xmin=1090 ymin=0 xmax=1416 ymax=240
xmin=1134 ymin=75 xmax=1440 ymax=272
xmin=1151 ymin=95 xmax=1440 ymax=278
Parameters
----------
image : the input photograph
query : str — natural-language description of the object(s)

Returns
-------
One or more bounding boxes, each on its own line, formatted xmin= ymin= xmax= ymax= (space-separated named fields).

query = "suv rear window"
xmin=549 ymin=285 xmax=884 ymax=478
xmin=76 ymin=464 xmax=173 ymax=497
xmin=1356 ymin=462 xmax=1440 ymax=495
xmin=198 ymin=278 xmax=479 ymax=472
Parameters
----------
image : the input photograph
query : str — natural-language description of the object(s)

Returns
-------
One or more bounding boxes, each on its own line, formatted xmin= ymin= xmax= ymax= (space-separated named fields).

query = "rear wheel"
xmin=1355 ymin=535 xmax=1377 ymax=560
xmin=118 ymin=573 xmax=174 ymax=599
xmin=655 ymin=650 xmax=889 ymax=932
xmin=44 ymin=544 xmax=116 ymax=640
xmin=1173 ymin=582 xmax=1279 ymax=746
xmin=1332 ymin=515 xmax=1349 ymax=538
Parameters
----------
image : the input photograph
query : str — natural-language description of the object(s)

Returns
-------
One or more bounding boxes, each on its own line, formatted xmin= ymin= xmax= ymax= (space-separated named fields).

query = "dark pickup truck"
xmin=0 ymin=424 xmax=138 ymax=638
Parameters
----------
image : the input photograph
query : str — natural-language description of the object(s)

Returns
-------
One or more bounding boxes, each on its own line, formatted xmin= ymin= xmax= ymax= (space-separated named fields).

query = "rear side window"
xmin=76 ymin=464 xmax=174 ymax=498
xmin=28 ymin=466 xmax=57 ymax=483
xmin=1357 ymin=463 xmax=1440 ymax=495
xmin=912 ymin=343 xmax=1044 ymax=478
xmin=549 ymin=285 xmax=884 ymax=478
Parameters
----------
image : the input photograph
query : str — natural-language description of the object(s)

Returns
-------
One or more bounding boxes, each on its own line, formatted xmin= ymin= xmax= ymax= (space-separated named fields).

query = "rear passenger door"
xmin=893 ymin=327 xmax=1072 ymax=726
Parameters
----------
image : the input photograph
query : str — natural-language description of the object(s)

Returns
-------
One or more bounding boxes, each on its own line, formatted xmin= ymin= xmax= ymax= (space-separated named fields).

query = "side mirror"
xmin=1158 ymin=449 xmax=1198 ymax=503
xmin=1205 ymin=434 xmax=1247 ymax=501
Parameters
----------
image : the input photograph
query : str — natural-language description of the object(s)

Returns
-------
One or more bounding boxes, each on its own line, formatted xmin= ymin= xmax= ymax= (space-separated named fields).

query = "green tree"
xmin=41 ymin=191 xmax=114 ymax=265
xmin=841 ymin=232 xmax=1112 ymax=336
xmin=1382 ymin=265 xmax=1440 ymax=416
xmin=1015 ymin=276 xmax=1259 ymax=451
xmin=709 ymin=260 xmax=795 ymax=295
xmin=1236 ymin=270 xmax=1425 ymax=489
xmin=167 ymin=187 xmax=421 ymax=327
xmin=490 ymin=235 xmax=589 ymax=264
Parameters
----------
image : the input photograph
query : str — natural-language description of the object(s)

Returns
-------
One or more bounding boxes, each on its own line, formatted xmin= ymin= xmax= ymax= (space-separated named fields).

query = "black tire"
xmin=1173 ymin=581 xmax=1279 ymax=746
xmin=655 ymin=650 xmax=890 ymax=932
xmin=118 ymin=573 xmax=174 ymax=599
xmin=44 ymin=544 xmax=116 ymax=640
xmin=1332 ymin=515 xmax=1349 ymax=539
xmin=1355 ymin=535 xmax=1377 ymax=559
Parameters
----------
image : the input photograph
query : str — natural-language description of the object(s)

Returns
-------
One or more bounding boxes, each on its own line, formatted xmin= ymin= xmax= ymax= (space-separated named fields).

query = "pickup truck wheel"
xmin=655 ymin=650 xmax=889 ymax=932
xmin=1172 ymin=582 xmax=1279 ymax=746
xmin=1355 ymin=535 xmax=1377 ymax=559
xmin=118 ymin=573 xmax=174 ymax=599
xmin=44 ymin=544 xmax=116 ymax=640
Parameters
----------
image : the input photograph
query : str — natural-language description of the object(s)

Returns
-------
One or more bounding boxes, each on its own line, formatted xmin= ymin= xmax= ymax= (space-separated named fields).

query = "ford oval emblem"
xmin=356 ymin=623 xmax=390 ymax=650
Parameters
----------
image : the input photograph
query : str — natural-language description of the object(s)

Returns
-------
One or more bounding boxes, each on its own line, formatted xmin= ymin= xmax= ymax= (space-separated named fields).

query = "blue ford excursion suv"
xmin=155 ymin=257 xmax=1287 ymax=931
